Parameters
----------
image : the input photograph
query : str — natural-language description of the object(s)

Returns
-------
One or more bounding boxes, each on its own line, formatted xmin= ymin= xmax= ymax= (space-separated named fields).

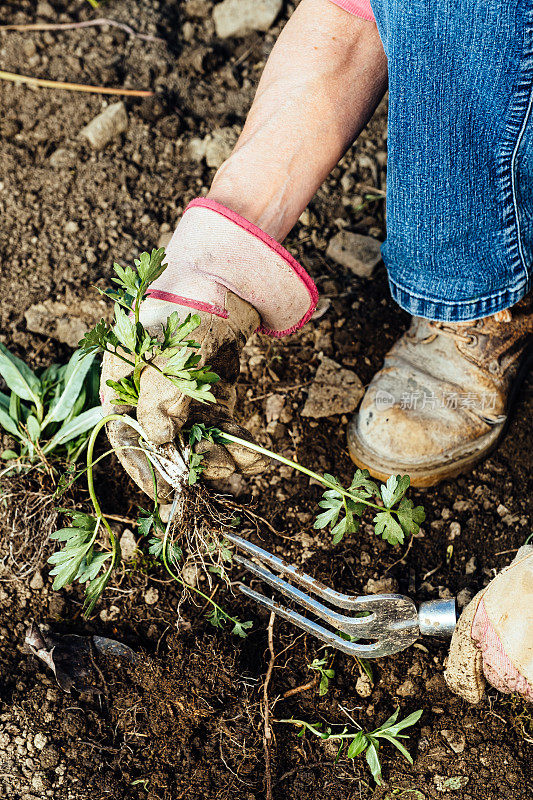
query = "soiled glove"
xmin=445 ymin=546 xmax=533 ymax=703
xmin=101 ymin=198 xmax=317 ymax=499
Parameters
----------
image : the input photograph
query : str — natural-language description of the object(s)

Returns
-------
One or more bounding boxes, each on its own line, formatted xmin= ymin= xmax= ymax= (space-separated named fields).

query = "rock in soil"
xmin=24 ymin=296 xmax=111 ymax=348
xmin=119 ymin=529 xmax=138 ymax=562
xmin=79 ymin=102 xmax=128 ymax=150
xmin=326 ymin=230 xmax=382 ymax=277
xmin=213 ymin=0 xmax=282 ymax=38
xmin=440 ymin=729 xmax=466 ymax=754
xmin=49 ymin=148 xmax=77 ymax=169
xmin=204 ymin=127 xmax=239 ymax=168
xmin=302 ymin=356 xmax=364 ymax=418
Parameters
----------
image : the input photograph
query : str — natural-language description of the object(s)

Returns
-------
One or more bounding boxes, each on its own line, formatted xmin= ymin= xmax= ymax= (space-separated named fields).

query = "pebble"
xmin=448 ymin=521 xmax=461 ymax=540
xmin=49 ymin=148 xmax=77 ymax=169
xmin=144 ymin=587 xmax=159 ymax=605
xmin=355 ymin=674 xmax=373 ymax=697
xmin=213 ymin=0 xmax=282 ymax=38
xmin=99 ymin=605 xmax=120 ymax=623
xmin=33 ymin=733 xmax=47 ymax=751
xmin=79 ymin=102 xmax=128 ymax=149
xmin=363 ymin=576 xmax=399 ymax=594
xmin=465 ymin=556 xmax=477 ymax=575
xmin=434 ymin=775 xmax=469 ymax=792
xmin=204 ymin=127 xmax=238 ymax=168
xmin=302 ymin=356 xmax=364 ymax=418
xmin=119 ymin=529 xmax=138 ymax=561
xmin=396 ymin=678 xmax=417 ymax=697
xmin=188 ymin=136 xmax=208 ymax=161
xmin=157 ymin=231 xmax=173 ymax=249
xmin=25 ymin=296 xmax=111 ymax=349
xmin=29 ymin=571 xmax=44 ymax=591
xmin=456 ymin=588 xmax=473 ymax=608
xmin=326 ymin=231 xmax=382 ymax=277
xmin=440 ymin=729 xmax=466 ymax=754
xmin=64 ymin=221 xmax=79 ymax=234
xmin=181 ymin=561 xmax=198 ymax=588
xmin=265 ymin=394 xmax=285 ymax=423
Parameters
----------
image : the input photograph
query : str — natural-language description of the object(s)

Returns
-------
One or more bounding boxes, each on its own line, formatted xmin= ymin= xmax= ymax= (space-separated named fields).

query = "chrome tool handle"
xmin=418 ymin=598 xmax=457 ymax=638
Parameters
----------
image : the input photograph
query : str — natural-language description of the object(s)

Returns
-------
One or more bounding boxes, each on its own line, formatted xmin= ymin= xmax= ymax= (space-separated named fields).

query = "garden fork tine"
xmin=226 ymin=533 xmax=457 ymax=658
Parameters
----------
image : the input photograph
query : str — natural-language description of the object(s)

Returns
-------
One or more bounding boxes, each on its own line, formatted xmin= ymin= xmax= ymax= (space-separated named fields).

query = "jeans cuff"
xmin=388 ymin=274 xmax=532 ymax=322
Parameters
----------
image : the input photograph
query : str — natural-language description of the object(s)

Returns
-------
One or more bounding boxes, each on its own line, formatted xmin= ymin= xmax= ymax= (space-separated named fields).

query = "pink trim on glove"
xmin=186 ymin=198 xmax=318 ymax=336
xmin=329 ymin=0 xmax=375 ymax=23
xmin=146 ymin=291 xmax=228 ymax=319
xmin=472 ymin=599 xmax=533 ymax=701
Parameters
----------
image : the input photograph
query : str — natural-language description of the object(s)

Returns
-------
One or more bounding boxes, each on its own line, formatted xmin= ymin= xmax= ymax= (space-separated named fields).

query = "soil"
xmin=0 ymin=2 xmax=532 ymax=799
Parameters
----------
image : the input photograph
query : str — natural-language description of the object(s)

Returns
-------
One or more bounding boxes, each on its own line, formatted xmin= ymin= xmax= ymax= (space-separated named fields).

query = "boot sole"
xmin=348 ymin=341 xmax=533 ymax=488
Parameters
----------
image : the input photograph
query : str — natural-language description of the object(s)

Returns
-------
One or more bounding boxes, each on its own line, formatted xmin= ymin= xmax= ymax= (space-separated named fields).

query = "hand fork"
xmin=225 ymin=533 xmax=457 ymax=658
xmin=139 ymin=441 xmax=457 ymax=658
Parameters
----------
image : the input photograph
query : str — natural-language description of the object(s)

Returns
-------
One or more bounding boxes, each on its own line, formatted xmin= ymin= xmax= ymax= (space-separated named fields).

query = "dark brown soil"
xmin=0 ymin=2 xmax=532 ymax=799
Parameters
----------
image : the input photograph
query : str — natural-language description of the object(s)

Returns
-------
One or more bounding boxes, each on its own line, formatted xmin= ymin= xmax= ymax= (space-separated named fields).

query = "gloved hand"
xmin=445 ymin=546 xmax=533 ymax=703
xmin=101 ymin=198 xmax=317 ymax=500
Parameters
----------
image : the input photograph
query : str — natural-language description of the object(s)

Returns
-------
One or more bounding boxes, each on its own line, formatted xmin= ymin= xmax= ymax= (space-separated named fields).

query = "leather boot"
xmin=348 ymin=295 xmax=533 ymax=486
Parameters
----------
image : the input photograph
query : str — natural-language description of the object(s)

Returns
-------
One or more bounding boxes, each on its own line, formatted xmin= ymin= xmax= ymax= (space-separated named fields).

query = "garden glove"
xmin=445 ymin=546 xmax=533 ymax=703
xmin=101 ymin=198 xmax=317 ymax=500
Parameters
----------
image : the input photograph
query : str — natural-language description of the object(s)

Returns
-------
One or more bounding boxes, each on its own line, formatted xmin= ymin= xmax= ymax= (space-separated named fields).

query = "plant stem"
xmin=218 ymin=432 xmax=384 ymax=513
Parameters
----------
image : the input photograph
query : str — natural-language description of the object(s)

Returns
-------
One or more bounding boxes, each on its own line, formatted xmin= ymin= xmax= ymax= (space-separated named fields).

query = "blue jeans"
xmin=370 ymin=0 xmax=533 ymax=321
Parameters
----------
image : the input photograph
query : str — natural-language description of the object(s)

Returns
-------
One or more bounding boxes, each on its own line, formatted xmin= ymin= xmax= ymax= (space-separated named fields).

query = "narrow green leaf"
xmin=42 ymin=350 xmax=96 ymax=426
xmin=365 ymin=740 xmax=382 ymax=785
xmin=42 ymin=406 xmax=103 ymax=452
xmin=346 ymin=733 xmax=368 ymax=759
xmin=0 ymin=343 xmax=42 ymax=406
xmin=0 ymin=405 xmax=22 ymax=438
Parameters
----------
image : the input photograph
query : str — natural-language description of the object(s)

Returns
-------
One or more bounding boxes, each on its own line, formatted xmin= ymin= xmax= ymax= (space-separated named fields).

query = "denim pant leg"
xmin=369 ymin=0 xmax=533 ymax=321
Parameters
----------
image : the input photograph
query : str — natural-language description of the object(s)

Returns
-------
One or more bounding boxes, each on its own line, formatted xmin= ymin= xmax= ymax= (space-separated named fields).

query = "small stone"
xmin=36 ymin=2 xmax=54 ymax=17
xmin=265 ymin=394 xmax=285 ymax=423
xmin=213 ymin=0 xmax=282 ymax=39
xmin=181 ymin=561 xmax=198 ymax=588
xmin=326 ymin=231 xmax=382 ymax=277
xmin=456 ymin=588 xmax=473 ymax=608
xmin=80 ymin=102 xmax=128 ymax=149
xmin=396 ymin=678 xmax=417 ymax=697
xmin=465 ymin=556 xmax=477 ymax=575
xmin=99 ymin=605 xmax=120 ymax=623
xmin=23 ymin=40 xmax=37 ymax=58
xmin=64 ymin=221 xmax=79 ymax=234
xmin=434 ymin=775 xmax=469 ymax=792
xmin=29 ymin=571 xmax=44 ymax=591
xmin=188 ymin=136 xmax=208 ymax=161
xmin=205 ymin=127 xmax=238 ymax=168
xmin=298 ymin=208 xmax=311 ymax=226
xmin=302 ymin=356 xmax=364 ymax=418
xmin=185 ymin=0 xmax=212 ymax=18
xmin=49 ymin=148 xmax=77 ymax=169
xmin=144 ymin=587 xmax=159 ymax=605
xmin=119 ymin=529 xmax=138 ymax=561
xmin=33 ymin=733 xmax=47 ymax=751
xmin=355 ymin=674 xmax=373 ymax=697
xmin=25 ymin=296 xmax=111 ymax=348
xmin=363 ymin=576 xmax=399 ymax=594
xmin=440 ymin=729 xmax=466 ymax=754
xmin=448 ymin=521 xmax=461 ymax=540
xmin=157 ymin=231 xmax=173 ymax=249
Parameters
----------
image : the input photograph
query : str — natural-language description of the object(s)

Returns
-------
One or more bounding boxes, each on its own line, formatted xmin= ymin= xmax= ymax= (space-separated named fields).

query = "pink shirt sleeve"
xmin=329 ymin=0 xmax=375 ymax=23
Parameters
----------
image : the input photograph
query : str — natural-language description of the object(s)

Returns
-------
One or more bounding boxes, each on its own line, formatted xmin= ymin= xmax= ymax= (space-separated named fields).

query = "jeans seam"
xmin=511 ymin=81 xmax=533 ymax=277
xmin=497 ymin=7 xmax=533 ymax=290
xmin=388 ymin=274 xmax=529 ymax=307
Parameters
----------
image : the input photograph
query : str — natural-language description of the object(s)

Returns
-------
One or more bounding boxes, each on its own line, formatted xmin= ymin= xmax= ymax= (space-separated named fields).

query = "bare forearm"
xmin=208 ymin=0 xmax=387 ymax=241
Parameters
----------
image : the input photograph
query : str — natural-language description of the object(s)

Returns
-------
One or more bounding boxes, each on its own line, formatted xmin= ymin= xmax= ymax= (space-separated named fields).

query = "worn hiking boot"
xmin=348 ymin=295 xmax=533 ymax=487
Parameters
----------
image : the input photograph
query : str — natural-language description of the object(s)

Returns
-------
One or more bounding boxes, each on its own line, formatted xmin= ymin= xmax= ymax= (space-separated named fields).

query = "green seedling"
xmin=280 ymin=708 xmax=423 ymax=785
xmin=308 ymin=653 xmax=335 ymax=696
xmin=79 ymin=247 xmax=218 ymax=407
xmin=188 ymin=424 xmax=425 ymax=547
xmin=0 ymin=346 xmax=101 ymax=476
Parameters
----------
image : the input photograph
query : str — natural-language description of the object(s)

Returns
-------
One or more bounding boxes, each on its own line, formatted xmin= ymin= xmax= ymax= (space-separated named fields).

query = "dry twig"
xmin=0 ymin=69 xmax=153 ymax=96
xmin=262 ymin=612 xmax=276 ymax=800
xmin=0 ymin=18 xmax=164 ymax=42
